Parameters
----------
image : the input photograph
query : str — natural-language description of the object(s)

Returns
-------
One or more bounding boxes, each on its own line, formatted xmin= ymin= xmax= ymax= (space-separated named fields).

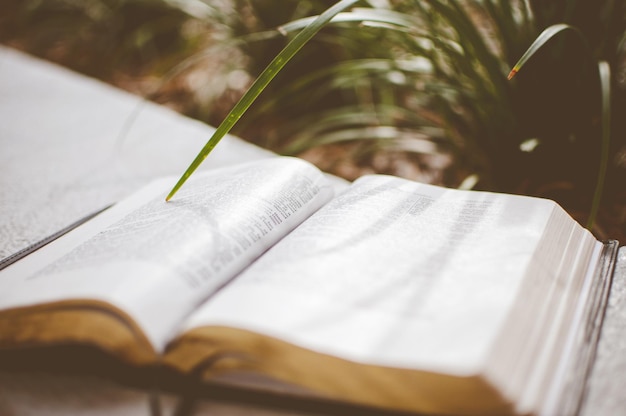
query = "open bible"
xmin=0 ymin=157 xmax=618 ymax=415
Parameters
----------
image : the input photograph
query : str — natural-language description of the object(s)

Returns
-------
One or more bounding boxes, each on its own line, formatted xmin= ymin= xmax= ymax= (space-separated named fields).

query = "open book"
xmin=0 ymin=157 xmax=618 ymax=415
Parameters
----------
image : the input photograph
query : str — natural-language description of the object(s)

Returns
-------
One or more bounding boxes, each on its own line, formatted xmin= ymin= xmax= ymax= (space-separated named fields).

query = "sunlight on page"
xmin=0 ymin=158 xmax=334 ymax=351
xmin=180 ymin=175 xmax=560 ymax=374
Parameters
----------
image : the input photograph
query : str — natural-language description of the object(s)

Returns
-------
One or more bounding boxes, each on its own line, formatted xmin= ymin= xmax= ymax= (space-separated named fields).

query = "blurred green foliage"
xmin=1 ymin=0 xmax=626 ymax=237
xmin=0 ymin=0 xmax=208 ymax=77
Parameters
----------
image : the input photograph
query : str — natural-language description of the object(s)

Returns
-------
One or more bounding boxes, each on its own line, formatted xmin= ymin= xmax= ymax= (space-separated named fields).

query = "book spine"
xmin=547 ymin=240 xmax=620 ymax=416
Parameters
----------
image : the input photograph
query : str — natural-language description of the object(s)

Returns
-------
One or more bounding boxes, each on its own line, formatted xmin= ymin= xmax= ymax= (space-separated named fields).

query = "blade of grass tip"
xmin=587 ymin=61 xmax=611 ymax=231
xmin=165 ymin=0 xmax=360 ymax=201
xmin=507 ymin=24 xmax=582 ymax=79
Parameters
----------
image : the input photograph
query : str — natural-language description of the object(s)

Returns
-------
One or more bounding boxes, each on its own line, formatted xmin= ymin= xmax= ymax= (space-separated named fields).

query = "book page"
xmin=0 ymin=157 xmax=335 ymax=352
xmin=179 ymin=174 xmax=569 ymax=375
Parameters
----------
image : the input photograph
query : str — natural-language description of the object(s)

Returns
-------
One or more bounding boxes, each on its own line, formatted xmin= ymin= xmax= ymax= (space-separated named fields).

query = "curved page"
xmin=0 ymin=158 xmax=334 ymax=352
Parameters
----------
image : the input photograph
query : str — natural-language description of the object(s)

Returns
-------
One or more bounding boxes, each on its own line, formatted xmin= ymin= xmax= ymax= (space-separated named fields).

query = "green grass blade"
xmin=165 ymin=0 xmax=360 ymax=201
xmin=288 ymin=125 xmax=439 ymax=152
xmin=587 ymin=61 xmax=611 ymax=230
xmin=278 ymin=8 xmax=415 ymax=34
xmin=507 ymin=24 xmax=584 ymax=79
xmin=280 ymin=104 xmax=442 ymax=154
xmin=116 ymin=30 xmax=281 ymax=150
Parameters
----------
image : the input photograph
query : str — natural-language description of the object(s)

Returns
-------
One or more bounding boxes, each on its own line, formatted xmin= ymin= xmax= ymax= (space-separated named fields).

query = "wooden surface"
xmin=1 ymin=45 xmax=625 ymax=415
xmin=0 ymin=45 xmax=272 ymax=262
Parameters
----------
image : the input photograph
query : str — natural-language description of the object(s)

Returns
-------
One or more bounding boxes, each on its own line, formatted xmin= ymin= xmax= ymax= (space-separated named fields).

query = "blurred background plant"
xmin=1 ymin=0 xmax=625 ymax=239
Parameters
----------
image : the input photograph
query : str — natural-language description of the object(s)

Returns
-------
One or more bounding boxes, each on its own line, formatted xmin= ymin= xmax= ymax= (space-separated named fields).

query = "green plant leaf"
xmin=507 ymin=23 xmax=586 ymax=79
xmin=509 ymin=23 xmax=610 ymax=231
xmin=278 ymin=8 xmax=416 ymax=34
xmin=165 ymin=0 xmax=360 ymax=201
xmin=280 ymin=104 xmax=442 ymax=155
xmin=587 ymin=61 xmax=611 ymax=230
